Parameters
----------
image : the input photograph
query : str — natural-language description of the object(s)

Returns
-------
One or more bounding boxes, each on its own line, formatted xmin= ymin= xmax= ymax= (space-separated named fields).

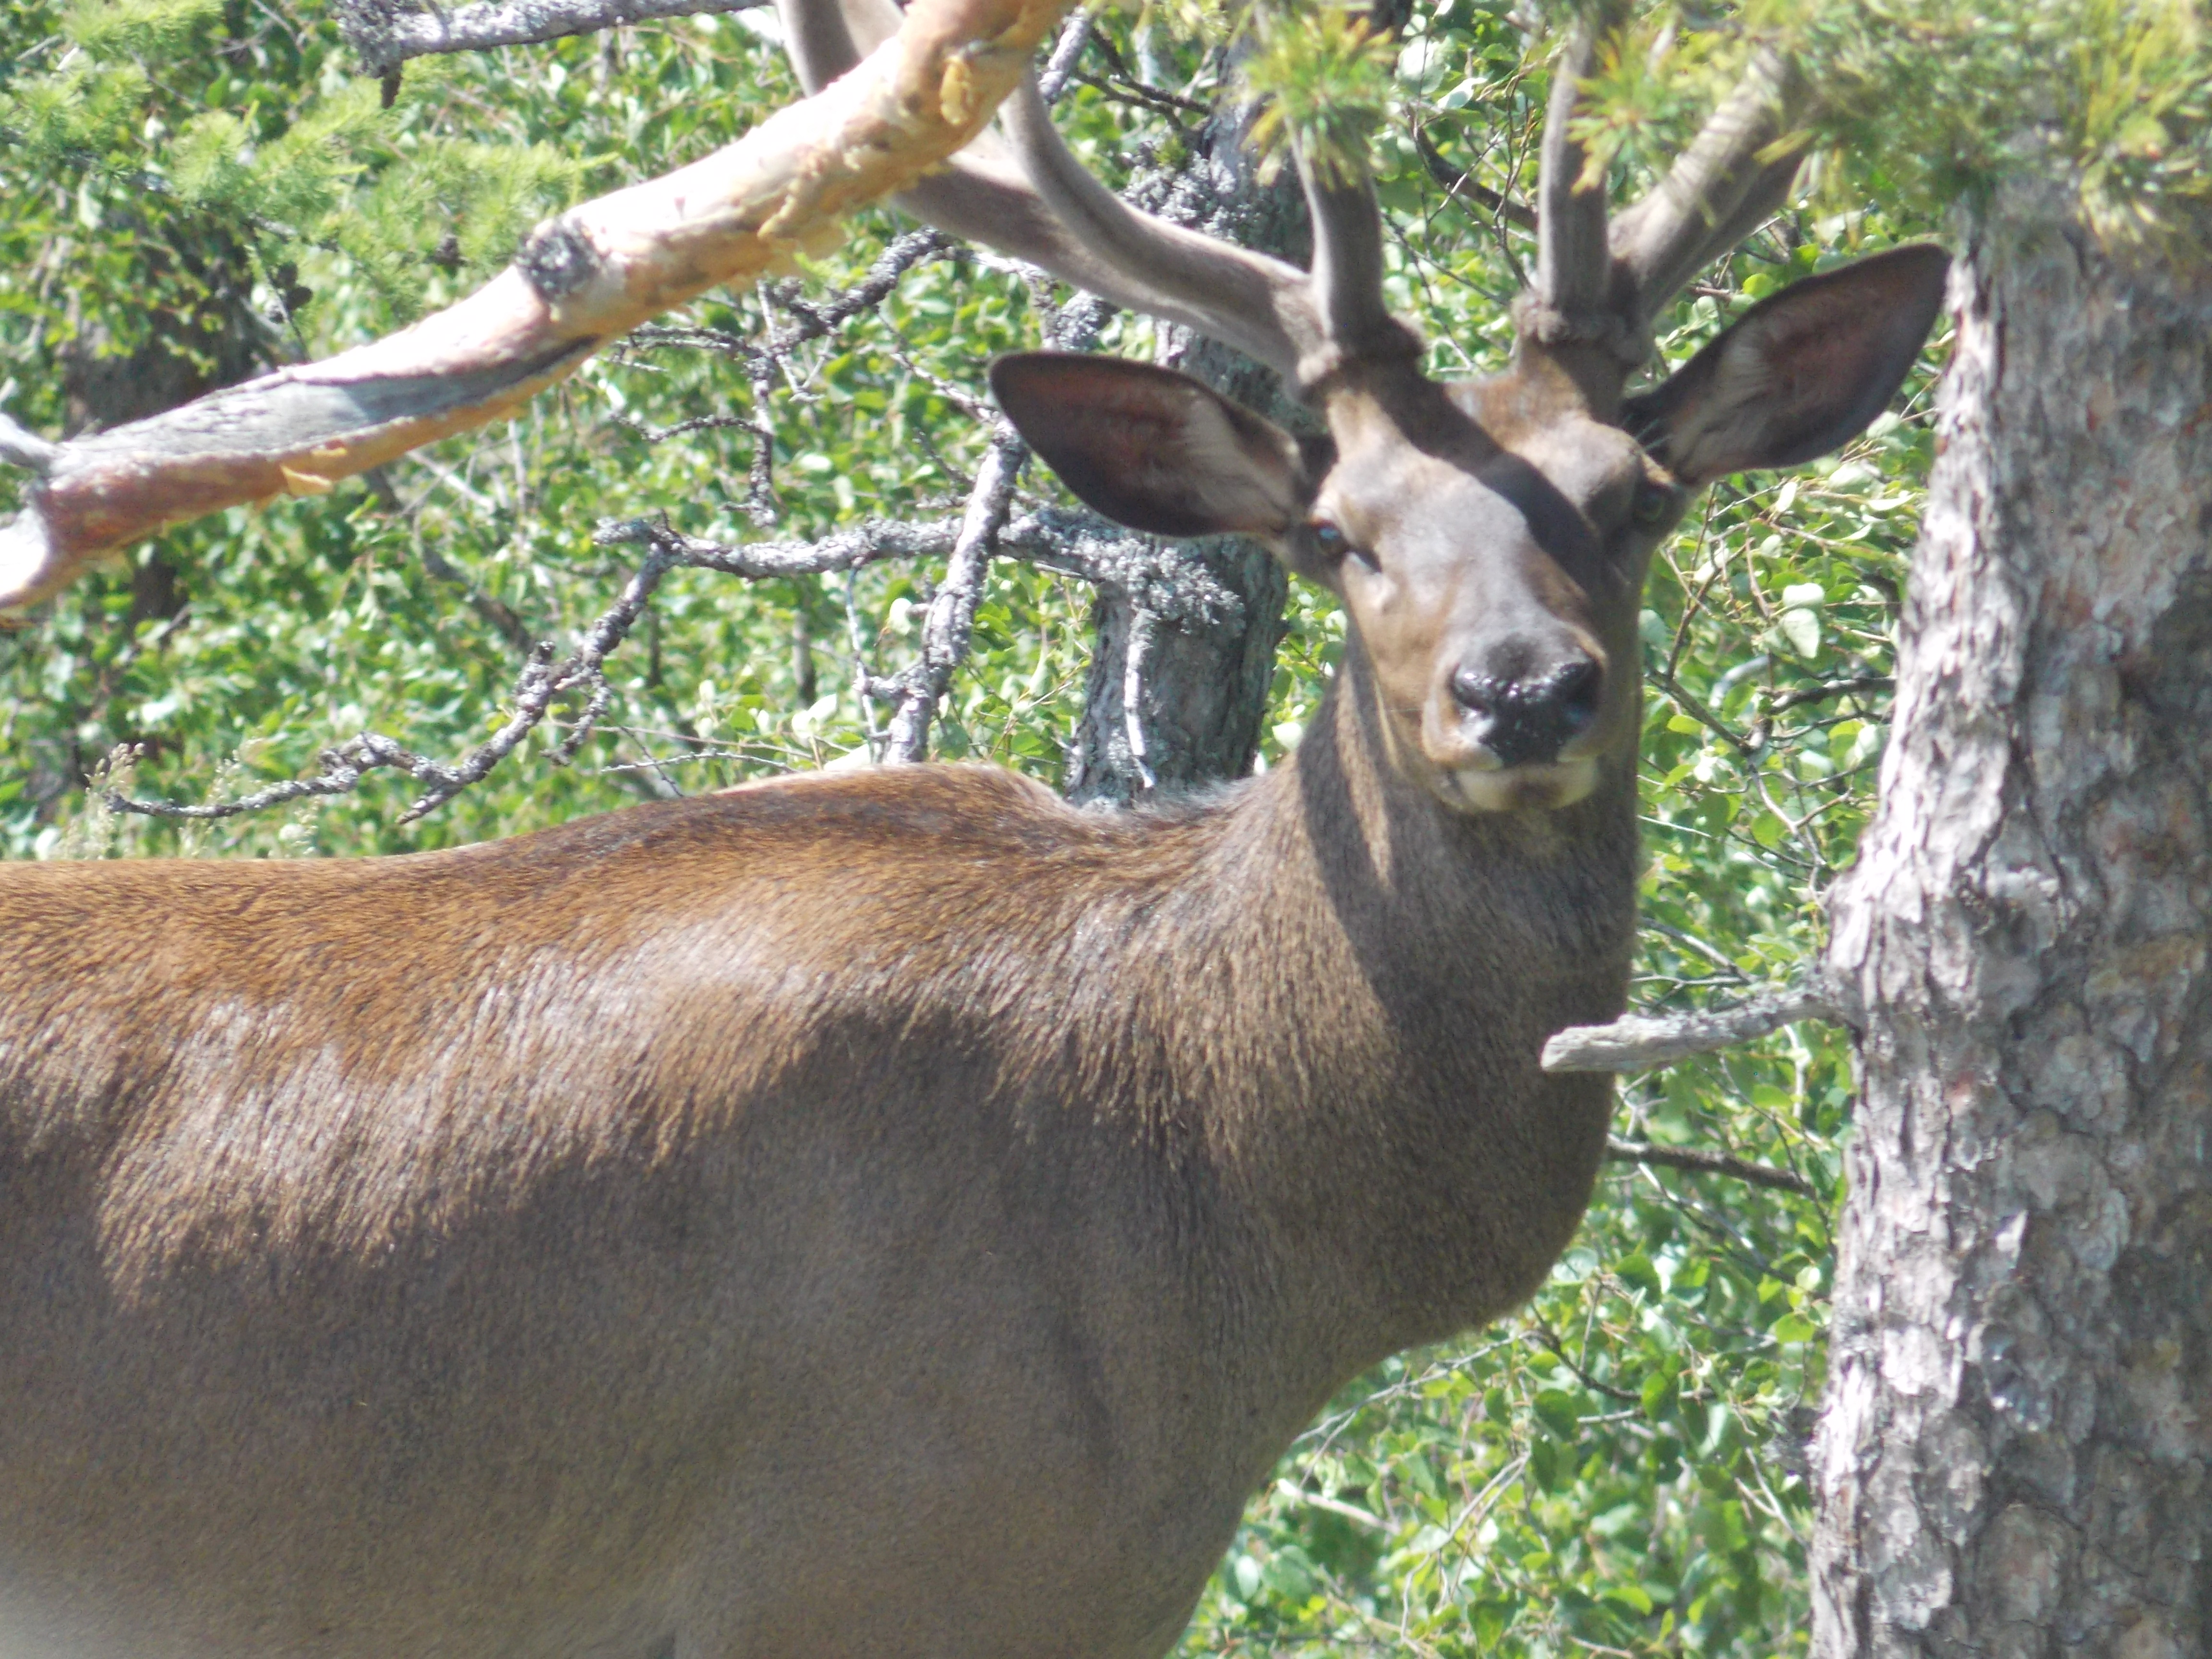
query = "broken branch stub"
xmin=0 ymin=0 xmax=1073 ymax=613
xmin=1540 ymin=977 xmax=1855 ymax=1075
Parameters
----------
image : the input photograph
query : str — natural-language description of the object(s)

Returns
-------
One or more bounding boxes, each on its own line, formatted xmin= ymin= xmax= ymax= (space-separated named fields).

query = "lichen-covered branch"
xmin=0 ymin=0 xmax=1074 ymax=613
xmin=339 ymin=0 xmax=769 ymax=76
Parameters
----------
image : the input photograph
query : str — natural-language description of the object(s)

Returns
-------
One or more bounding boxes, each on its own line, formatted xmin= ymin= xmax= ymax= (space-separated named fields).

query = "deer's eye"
xmin=1311 ymin=518 xmax=1377 ymax=570
xmin=1631 ymin=480 xmax=1681 ymax=529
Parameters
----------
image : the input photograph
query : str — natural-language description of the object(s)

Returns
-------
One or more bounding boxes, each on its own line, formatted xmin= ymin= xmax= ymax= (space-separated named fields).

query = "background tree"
xmin=1801 ymin=3 xmax=2212 ymax=1652
xmin=0 ymin=0 xmax=2074 ymax=1652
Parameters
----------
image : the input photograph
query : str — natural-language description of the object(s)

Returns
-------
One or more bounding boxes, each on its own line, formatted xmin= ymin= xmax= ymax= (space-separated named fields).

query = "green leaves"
xmin=60 ymin=0 xmax=222 ymax=60
xmin=1239 ymin=4 xmax=1399 ymax=183
xmin=1797 ymin=0 xmax=2212 ymax=252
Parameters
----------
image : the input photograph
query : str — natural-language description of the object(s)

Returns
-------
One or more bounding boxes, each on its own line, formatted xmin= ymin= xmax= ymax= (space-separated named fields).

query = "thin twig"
xmin=1605 ymin=1137 xmax=1818 ymax=1197
xmin=1767 ymin=673 xmax=1893 ymax=713
xmin=1413 ymin=129 xmax=1538 ymax=231
xmin=112 ymin=540 xmax=677 ymax=824
xmin=1650 ymin=662 xmax=1752 ymax=753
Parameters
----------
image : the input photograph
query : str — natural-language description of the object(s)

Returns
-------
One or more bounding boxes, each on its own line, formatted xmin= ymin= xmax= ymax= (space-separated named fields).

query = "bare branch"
xmin=1542 ymin=976 xmax=1853 ymax=1074
xmin=599 ymin=514 xmax=962 ymax=577
xmin=772 ymin=229 xmax=956 ymax=341
xmin=415 ymin=542 xmax=540 ymax=655
xmin=109 ymin=537 xmax=681 ymax=824
xmin=1000 ymin=509 xmax=1241 ymax=631
xmin=338 ymin=0 xmax=769 ymax=75
xmin=883 ymin=424 xmax=1025 ymax=761
xmin=1 ymin=0 xmax=1076 ymax=613
xmin=1767 ymin=673 xmax=1892 ymax=714
xmin=1606 ymin=1137 xmax=1819 ymax=1198
xmin=95 ymin=498 xmax=1196 ymax=824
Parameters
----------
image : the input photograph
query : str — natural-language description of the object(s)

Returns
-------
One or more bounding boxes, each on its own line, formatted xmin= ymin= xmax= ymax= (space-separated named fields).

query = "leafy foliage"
xmin=1238 ymin=3 xmax=1400 ymax=182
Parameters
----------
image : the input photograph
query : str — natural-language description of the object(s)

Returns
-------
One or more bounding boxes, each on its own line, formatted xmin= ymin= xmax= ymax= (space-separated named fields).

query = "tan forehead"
xmin=1316 ymin=370 xmax=1656 ymax=521
xmin=1448 ymin=373 xmax=1654 ymax=492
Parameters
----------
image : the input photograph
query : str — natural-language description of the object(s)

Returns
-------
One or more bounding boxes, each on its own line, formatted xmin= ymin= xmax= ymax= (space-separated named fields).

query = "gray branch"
xmin=999 ymin=508 xmax=1240 ymax=632
xmin=1542 ymin=976 xmax=1855 ymax=1074
xmin=883 ymin=425 xmax=1026 ymax=762
xmin=109 ymin=534 xmax=683 ymax=825
xmin=94 ymin=506 xmax=1180 ymax=826
xmin=605 ymin=515 xmax=963 ymax=577
xmin=340 ymin=0 xmax=769 ymax=74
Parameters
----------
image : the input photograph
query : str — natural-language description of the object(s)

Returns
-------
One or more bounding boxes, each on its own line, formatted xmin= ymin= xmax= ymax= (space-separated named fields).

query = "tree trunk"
xmin=1813 ymin=184 xmax=2212 ymax=1658
xmin=1063 ymin=111 xmax=1302 ymax=804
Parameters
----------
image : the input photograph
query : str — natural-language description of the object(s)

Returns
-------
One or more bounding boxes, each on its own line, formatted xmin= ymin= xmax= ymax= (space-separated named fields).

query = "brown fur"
xmin=0 ymin=658 xmax=1627 ymax=1659
xmin=0 ymin=247 xmax=1947 ymax=1658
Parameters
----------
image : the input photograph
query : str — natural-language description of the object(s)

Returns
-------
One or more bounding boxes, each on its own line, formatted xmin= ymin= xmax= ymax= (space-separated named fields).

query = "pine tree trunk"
xmin=1063 ymin=112 xmax=1301 ymax=805
xmin=1813 ymin=183 xmax=2212 ymax=1658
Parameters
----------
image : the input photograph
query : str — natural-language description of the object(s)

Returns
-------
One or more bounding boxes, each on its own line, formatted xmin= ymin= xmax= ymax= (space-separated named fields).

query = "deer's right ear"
xmin=991 ymin=353 xmax=1319 ymax=540
xmin=1623 ymin=243 xmax=1950 ymax=487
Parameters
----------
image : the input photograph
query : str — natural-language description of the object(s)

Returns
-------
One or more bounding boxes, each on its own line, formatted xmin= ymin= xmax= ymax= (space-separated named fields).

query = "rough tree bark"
xmin=1063 ymin=106 xmax=1303 ymax=804
xmin=1813 ymin=183 xmax=2212 ymax=1658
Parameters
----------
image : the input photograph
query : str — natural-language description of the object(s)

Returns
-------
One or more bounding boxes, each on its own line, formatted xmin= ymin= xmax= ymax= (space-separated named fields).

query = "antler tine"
xmin=1607 ymin=44 xmax=1808 ymax=317
xmin=1298 ymin=153 xmax=1423 ymax=376
xmin=1533 ymin=22 xmax=1613 ymax=319
xmin=1524 ymin=8 xmax=1637 ymax=366
xmin=777 ymin=0 xmax=1281 ymax=361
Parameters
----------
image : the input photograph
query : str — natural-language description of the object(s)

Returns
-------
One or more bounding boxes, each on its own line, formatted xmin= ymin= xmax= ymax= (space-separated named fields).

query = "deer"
xmin=0 ymin=0 xmax=1946 ymax=1652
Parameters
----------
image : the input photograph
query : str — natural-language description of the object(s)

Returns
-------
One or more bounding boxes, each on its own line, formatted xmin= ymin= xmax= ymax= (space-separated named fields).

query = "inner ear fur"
xmin=1624 ymin=243 xmax=1950 ymax=487
xmin=990 ymin=353 xmax=1316 ymax=539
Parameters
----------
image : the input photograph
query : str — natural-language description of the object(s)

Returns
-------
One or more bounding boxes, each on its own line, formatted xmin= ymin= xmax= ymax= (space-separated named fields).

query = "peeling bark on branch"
xmin=0 ymin=0 xmax=1073 ymax=613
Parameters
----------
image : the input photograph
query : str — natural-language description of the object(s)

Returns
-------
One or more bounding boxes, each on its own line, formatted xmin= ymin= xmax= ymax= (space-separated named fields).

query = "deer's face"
xmin=1292 ymin=364 xmax=1684 ymax=813
xmin=990 ymin=242 xmax=1949 ymax=816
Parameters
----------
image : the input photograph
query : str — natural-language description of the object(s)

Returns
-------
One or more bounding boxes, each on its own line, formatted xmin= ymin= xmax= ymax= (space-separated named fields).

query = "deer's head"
xmin=780 ymin=4 xmax=1948 ymax=814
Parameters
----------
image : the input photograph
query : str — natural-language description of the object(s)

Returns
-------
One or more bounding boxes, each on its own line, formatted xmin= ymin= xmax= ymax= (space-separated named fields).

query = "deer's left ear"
xmin=990 ymin=352 xmax=1319 ymax=539
xmin=1624 ymin=243 xmax=1950 ymax=487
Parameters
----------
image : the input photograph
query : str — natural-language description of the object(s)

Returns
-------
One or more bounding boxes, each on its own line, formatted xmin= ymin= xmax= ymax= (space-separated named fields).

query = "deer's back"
xmin=0 ymin=767 xmax=1260 ymax=1659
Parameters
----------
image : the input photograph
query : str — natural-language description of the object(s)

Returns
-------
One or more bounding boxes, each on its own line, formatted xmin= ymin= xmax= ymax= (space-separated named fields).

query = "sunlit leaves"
xmin=1239 ymin=3 xmax=1398 ymax=183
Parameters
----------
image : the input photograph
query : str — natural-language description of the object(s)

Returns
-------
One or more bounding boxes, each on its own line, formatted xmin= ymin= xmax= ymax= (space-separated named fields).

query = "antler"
xmin=769 ymin=0 xmax=1808 ymax=402
xmin=1525 ymin=12 xmax=1814 ymax=391
xmin=772 ymin=0 xmax=1418 ymax=391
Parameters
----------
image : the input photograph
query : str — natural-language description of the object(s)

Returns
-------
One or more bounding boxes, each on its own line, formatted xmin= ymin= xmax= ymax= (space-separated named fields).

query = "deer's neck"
xmin=1177 ymin=644 xmax=1637 ymax=1412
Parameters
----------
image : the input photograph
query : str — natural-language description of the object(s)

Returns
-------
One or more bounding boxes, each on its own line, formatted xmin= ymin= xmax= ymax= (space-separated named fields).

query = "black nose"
xmin=1449 ymin=657 xmax=1603 ymax=767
